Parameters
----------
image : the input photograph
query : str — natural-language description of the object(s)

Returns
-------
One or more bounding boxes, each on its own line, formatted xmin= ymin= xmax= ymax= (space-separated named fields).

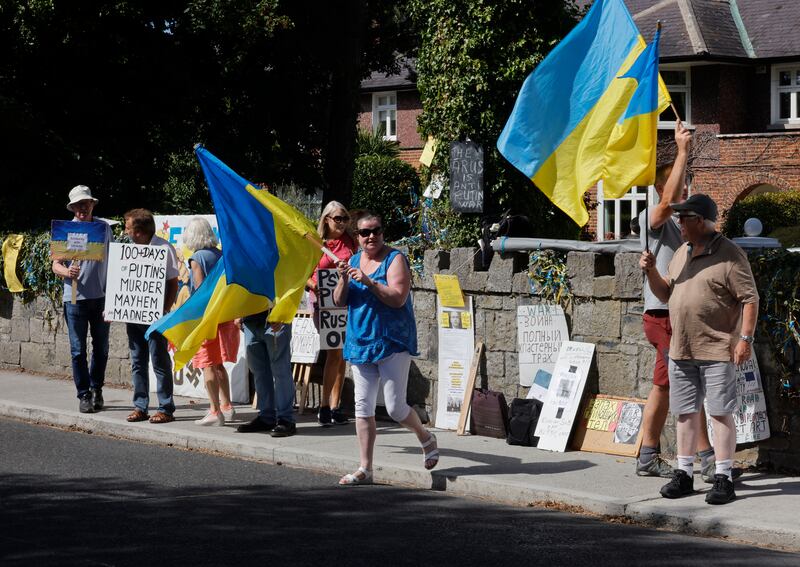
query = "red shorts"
xmin=643 ymin=311 xmax=671 ymax=387
xmin=192 ymin=320 xmax=240 ymax=369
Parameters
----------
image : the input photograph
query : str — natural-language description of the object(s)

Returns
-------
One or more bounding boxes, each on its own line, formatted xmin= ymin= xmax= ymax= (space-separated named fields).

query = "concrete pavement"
xmin=2 ymin=369 xmax=799 ymax=552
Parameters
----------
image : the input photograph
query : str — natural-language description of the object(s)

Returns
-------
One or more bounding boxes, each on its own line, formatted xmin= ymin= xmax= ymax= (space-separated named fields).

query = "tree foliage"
xmin=0 ymin=1 xmax=413 ymax=231
xmin=408 ymin=0 xmax=582 ymax=245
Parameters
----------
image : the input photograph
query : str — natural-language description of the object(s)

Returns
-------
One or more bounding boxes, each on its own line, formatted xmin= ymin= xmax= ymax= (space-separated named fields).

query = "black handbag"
xmin=506 ymin=398 xmax=543 ymax=447
xmin=470 ymin=389 xmax=509 ymax=439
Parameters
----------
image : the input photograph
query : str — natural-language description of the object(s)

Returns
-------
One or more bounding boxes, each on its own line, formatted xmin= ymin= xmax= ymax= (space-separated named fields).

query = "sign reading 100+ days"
xmin=449 ymin=140 xmax=484 ymax=213
xmin=105 ymin=242 xmax=168 ymax=325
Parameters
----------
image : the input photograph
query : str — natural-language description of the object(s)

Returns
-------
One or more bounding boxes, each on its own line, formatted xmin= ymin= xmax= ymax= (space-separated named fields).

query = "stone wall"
xmin=2 ymin=246 xmax=797 ymax=468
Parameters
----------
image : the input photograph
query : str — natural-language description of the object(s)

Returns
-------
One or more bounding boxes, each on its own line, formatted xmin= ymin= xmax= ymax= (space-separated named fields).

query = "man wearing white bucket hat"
xmin=51 ymin=185 xmax=113 ymax=414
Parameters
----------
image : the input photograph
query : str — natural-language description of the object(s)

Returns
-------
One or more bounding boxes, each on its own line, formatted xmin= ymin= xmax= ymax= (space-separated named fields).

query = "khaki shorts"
xmin=668 ymin=359 xmax=736 ymax=416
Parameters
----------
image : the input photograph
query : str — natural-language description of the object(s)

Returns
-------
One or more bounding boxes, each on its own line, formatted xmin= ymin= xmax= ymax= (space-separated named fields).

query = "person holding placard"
xmin=306 ymin=201 xmax=356 ymax=426
xmin=122 ymin=209 xmax=179 ymax=424
xmin=333 ymin=212 xmax=438 ymax=485
xmin=51 ymin=185 xmax=112 ymax=414
xmin=183 ymin=217 xmax=239 ymax=426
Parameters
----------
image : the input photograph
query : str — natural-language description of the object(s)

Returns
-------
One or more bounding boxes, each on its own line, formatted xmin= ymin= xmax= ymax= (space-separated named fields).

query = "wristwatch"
xmin=740 ymin=335 xmax=754 ymax=344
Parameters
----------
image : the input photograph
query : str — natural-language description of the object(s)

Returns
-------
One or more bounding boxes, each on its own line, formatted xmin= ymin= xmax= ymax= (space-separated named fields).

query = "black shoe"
xmin=79 ymin=394 xmax=95 ymax=414
xmin=705 ymin=474 xmax=736 ymax=505
xmin=236 ymin=417 xmax=276 ymax=433
xmin=318 ymin=406 xmax=332 ymax=427
xmin=331 ymin=407 xmax=349 ymax=425
xmin=270 ymin=420 xmax=297 ymax=437
xmin=660 ymin=469 xmax=694 ymax=499
xmin=90 ymin=388 xmax=104 ymax=411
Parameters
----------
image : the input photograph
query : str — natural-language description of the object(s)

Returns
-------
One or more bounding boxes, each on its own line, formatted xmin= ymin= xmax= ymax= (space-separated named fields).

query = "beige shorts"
xmin=668 ymin=359 xmax=736 ymax=416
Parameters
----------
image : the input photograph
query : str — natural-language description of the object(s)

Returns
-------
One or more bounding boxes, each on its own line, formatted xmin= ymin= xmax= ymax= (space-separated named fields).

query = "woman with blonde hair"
xmin=183 ymin=217 xmax=239 ymax=426
xmin=306 ymin=201 xmax=357 ymax=426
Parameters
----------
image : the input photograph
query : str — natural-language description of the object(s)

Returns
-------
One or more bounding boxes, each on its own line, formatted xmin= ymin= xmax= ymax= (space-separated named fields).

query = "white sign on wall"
xmin=435 ymin=296 xmax=475 ymax=430
xmin=517 ymin=304 xmax=569 ymax=393
xmin=106 ymin=243 xmax=168 ymax=325
xmin=534 ymin=341 xmax=595 ymax=452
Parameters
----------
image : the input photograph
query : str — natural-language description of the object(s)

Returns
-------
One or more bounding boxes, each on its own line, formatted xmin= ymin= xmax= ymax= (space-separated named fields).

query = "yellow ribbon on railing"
xmin=2 ymin=234 xmax=25 ymax=292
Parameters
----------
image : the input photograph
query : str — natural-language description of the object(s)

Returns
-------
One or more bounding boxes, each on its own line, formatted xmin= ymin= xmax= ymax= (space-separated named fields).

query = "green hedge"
xmin=351 ymin=155 xmax=420 ymax=240
xmin=722 ymin=191 xmax=800 ymax=238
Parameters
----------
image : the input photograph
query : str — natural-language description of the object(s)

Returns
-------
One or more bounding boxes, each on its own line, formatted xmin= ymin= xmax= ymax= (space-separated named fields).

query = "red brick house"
xmin=360 ymin=1 xmax=800 ymax=239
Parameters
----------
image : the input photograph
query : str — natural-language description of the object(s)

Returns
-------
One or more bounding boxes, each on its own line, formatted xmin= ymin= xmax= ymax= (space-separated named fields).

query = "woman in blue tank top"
xmin=333 ymin=212 xmax=439 ymax=485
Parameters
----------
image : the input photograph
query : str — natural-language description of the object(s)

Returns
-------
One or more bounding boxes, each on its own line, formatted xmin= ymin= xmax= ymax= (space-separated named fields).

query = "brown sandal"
xmin=149 ymin=412 xmax=175 ymax=424
xmin=126 ymin=409 xmax=149 ymax=422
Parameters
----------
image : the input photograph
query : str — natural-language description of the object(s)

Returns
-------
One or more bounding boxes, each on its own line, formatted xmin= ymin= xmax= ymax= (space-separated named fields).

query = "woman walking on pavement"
xmin=333 ymin=212 xmax=439 ymax=485
xmin=183 ymin=217 xmax=239 ymax=426
xmin=307 ymin=201 xmax=357 ymax=426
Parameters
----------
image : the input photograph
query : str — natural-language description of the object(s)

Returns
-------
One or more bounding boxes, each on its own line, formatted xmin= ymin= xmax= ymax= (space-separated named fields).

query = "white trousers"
xmin=351 ymin=351 xmax=412 ymax=422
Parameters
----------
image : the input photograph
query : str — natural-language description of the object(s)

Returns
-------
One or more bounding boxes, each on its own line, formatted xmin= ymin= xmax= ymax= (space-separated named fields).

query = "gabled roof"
xmin=584 ymin=1 xmax=800 ymax=61
xmin=360 ymin=59 xmax=417 ymax=92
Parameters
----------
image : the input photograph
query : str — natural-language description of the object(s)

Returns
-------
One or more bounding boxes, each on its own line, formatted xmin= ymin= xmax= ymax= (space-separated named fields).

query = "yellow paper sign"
xmin=419 ymin=136 xmax=438 ymax=167
xmin=584 ymin=398 xmax=620 ymax=431
xmin=460 ymin=312 xmax=472 ymax=330
xmin=434 ymin=274 xmax=465 ymax=308
xmin=440 ymin=312 xmax=450 ymax=328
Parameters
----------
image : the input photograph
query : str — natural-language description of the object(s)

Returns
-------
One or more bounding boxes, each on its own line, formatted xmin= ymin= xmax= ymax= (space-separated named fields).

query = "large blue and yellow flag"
xmin=147 ymin=146 xmax=322 ymax=370
xmin=496 ymin=0 xmax=670 ymax=226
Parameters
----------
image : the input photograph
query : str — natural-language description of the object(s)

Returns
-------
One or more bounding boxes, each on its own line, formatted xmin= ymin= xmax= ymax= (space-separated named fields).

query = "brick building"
xmin=359 ymin=0 xmax=800 ymax=239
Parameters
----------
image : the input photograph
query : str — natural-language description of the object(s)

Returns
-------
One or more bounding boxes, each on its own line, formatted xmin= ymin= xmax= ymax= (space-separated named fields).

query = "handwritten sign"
xmin=50 ymin=220 xmax=107 ymax=261
xmin=707 ymin=353 xmax=770 ymax=444
xmin=317 ymin=268 xmax=346 ymax=350
xmin=449 ymin=141 xmax=484 ymax=213
xmin=105 ymin=243 xmax=168 ymax=324
xmin=291 ymin=313 xmax=320 ymax=364
xmin=517 ymin=304 xmax=570 ymax=392
xmin=434 ymin=274 xmax=465 ymax=308
xmin=534 ymin=341 xmax=595 ymax=452
xmin=585 ymin=398 xmax=620 ymax=431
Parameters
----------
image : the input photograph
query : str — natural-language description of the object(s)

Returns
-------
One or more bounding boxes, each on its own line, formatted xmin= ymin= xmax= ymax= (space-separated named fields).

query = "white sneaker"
xmin=195 ymin=412 xmax=224 ymax=426
xmin=221 ymin=406 xmax=236 ymax=422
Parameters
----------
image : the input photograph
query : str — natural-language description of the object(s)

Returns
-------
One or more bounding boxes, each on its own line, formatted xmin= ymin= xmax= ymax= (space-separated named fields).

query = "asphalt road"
xmin=1 ymin=418 xmax=797 ymax=567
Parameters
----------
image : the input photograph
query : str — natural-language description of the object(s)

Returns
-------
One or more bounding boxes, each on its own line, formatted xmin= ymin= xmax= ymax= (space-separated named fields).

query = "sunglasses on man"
xmin=356 ymin=227 xmax=383 ymax=237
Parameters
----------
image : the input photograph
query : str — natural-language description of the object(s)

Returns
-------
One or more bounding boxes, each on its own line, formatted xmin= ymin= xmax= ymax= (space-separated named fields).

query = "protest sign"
xmin=435 ymin=296 xmax=475 ymax=429
xmin=317 ymin=268 xmax=346 ymax=350
xmin=449 ymin=141 xmax=484 ymax=213
xmin=706 ymin=352 xmax=770 ymax=444
xmin=517 ymin=304 xmax=569 ymax=392
xmin=50 ymin=220 xmax=107 ymax=262
xmin=534 ymin=341 xmax=595 ymax=452
xmin=105 ymin=243 xmax=168 ymax=324
xmin=291 ymin=312 xmax=320 ymax=364
xmin=433 ymin=274 xmax=465 ymax=308
xmin=571 ymin=395 xmax=646 ymax=457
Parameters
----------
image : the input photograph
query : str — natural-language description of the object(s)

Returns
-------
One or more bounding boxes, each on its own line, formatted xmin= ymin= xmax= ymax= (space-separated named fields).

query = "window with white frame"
xmin=372 ymin=92 xmax=397 ymax=140
xmin=658 ymin=67 xmax=691 ymax=127
xmin=596 ymin=182 xmax=653 ymax=241
xmin=771 ymin=63 xmax=800 ymax=125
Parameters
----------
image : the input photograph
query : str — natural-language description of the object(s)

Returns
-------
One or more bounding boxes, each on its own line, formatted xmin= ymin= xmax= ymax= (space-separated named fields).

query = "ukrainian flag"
xmin=497 ymin=0 xmax=670 ymax=226
xmin=147 ymin=146 xmax=322 ymax=370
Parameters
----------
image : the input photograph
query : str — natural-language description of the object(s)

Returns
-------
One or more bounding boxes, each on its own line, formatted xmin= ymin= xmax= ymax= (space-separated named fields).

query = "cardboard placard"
xmin=316 ymin=268 xmax=346 ymax=350
xmin=517 ymin=304 xmax=569 ymax=392
xmin=291 ymin=312 xmax=320 ymax=364
xmin=105 ymin=242 xmax=168 ymax=324
xmin=571 ymin=395 xmax=646 ymax=457
xmin=50 ymin=220 xmax=107 ymax=261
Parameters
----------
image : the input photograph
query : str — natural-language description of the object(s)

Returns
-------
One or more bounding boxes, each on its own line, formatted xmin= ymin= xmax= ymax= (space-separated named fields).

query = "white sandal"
xmin=422 ymin=432 xmax=440 ymax=470
xmin=338 ymin=466 xmax=373 ymax=486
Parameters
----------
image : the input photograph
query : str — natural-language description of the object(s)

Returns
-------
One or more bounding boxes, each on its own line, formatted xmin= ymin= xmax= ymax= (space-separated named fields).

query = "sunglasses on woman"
xmin=329 ymin=215 xmax=350 ymax=223
xmin=356 ymin=227 xmax=383 ymax=237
